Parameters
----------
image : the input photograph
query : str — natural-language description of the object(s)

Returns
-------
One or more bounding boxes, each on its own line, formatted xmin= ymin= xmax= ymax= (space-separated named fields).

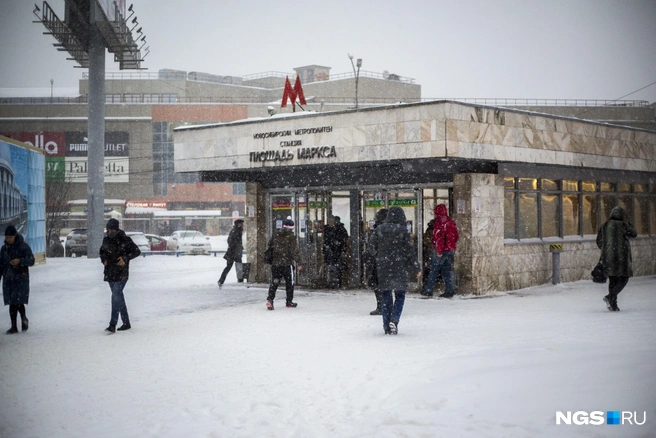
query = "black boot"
xmin=117 ymin=323 xmax=131 ymax=331
xmin=370 ymin=291 xmax=382 ymax=315
xmin=21 ymin=316 xmax=29 ymax=332
xmin=105 ymin=325 xmax=116 ymax=333
xmin=7 ymin=305 xmax=18 ymax=334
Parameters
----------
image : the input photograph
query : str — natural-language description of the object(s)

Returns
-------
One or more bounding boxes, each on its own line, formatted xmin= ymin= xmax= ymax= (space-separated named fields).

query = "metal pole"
xmin=349 ymin=189 xmax=360 ymax=287
xmin=50 ymin=79 xmax=53 ymax=103
xmin=86 ymin=2 xmax=106 ymax=259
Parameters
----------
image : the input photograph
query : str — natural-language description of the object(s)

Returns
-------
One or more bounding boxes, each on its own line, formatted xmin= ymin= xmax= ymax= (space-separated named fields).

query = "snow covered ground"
xmin=0 ymin=254 xmax=654 ymax=438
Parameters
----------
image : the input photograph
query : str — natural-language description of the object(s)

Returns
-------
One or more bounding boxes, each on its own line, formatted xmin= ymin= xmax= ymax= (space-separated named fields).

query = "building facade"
xmin=173 ymin=100 xmax=656 ymax=294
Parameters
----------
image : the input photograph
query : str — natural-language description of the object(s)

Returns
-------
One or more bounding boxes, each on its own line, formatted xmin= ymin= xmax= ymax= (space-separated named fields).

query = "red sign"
xmin=281 ymin=75 xmax=307 ymax=111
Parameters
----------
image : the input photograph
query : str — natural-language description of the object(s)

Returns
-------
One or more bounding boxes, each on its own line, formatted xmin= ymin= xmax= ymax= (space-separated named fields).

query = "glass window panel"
xmin=618 ymin=183 xmax=631 ymax=192
xmin=650 ymin=198 xmax=656 ymax=235
xmin=582 ymin=194 xmax=598 ymax=235
xmin=504 ymin=177 xmax=515 ymax=189
xmin=541 ymin=178 xmax=558 ymax=191
xmin=124 ymin=94 xmax=141 ymax=103
xmin=601 ymin=195 xmax=616 ymax=222
xmin=541 ymin=194 xmax=559 ymax=237
xmin=562 ymin=180 xmax=578 ymax=191
xmin=617 ymin=195 xmax=632 ymax=221
xmin=504 ymin=192 xmax=516 ymax=239
xmin=562 ymin=194 xmax=580 ymax=236
xmin=581 ymin=181 xmax=596 ymax=192
xmin=600 ymin=182 xmax=614 ymax=192
xmin=518 ymin=193 xmax=538 ymax=239
xmin=518 ymin=178 xmax=537 ymax=191
xmin=634 ymin=184 xmax=646 ymax=193
xmin=635 ymin=197 xmax=648 ymax=235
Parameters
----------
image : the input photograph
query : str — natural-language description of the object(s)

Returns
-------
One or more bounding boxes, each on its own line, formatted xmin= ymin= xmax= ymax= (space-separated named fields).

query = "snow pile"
xmin=0 ymin=256 xmax=654 ymax=438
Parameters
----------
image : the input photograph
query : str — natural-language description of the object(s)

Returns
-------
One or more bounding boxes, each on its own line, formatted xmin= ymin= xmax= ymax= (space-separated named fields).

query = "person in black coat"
xmin=596 ymin=206 xmax=637 ymax=311
xmin=323 ymin=216 xmax=349 ymax=288
xmin=99 ymin=218 xmax=141 ymax=333
xmin=363 ymin=208 xmax=388 ymax=315
xmin=218 ymin=219 xmax=244 ymax=288
xmin=368 ymin=207 xmax=420 ymax=335
xmin=1 ymin=225 xmax=35 ymax=334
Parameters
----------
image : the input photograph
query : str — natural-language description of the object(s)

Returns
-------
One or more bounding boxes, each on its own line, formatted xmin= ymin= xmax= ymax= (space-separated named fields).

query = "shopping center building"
xmin=173 ymin=100 xmax=656 ymax=294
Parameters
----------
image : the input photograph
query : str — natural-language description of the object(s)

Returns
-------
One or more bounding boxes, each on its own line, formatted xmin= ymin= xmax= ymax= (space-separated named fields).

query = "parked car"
xmin=167 ymin=230 xmax=211 ymax=255
xmin=144 ymin=234 xmax=168 ymax=251
xmin=65 ymin=228 xmax=87 ymax=257
xmin=125 ymin=232 xmax=151 ymax=253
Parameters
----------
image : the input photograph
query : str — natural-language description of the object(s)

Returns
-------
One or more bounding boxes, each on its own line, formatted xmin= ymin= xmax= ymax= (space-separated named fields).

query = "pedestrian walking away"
xmin=1 ymin=225 xmax=35 ymax=334
xmin=218 ymin=219 xmax=244 ymax=288
xmin=368 ymin=207 xmax=420 ymax=335
xmin=596 ymin=206 xmax=637 ymax=311
xmin=99 ymin=218 xmax=141 ymax=333
xmin=422 ymin=204 xmax=459 ymax=298
xmin=265 ymin=217 xmax=302 ymax=310
xmin=323 ymin=215 xmax=349 ymax=288
xmin=363 ymin=208 xmax=388 ymax=315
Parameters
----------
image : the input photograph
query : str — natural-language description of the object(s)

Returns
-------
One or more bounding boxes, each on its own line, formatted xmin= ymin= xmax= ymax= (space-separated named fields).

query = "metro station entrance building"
xmin=174 ymin=101 xmax=656 ymax=294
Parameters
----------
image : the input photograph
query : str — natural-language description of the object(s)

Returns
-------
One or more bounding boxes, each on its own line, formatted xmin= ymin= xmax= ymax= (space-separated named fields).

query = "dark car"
xmin=65 ymin=228 xmax=87 ymax=257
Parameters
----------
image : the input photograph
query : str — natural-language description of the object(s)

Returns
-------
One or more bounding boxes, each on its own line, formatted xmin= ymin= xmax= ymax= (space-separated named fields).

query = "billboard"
xmin=0 ymin=131 xmax=130 ymax=183
xmin=0 ymin=137 xmax=46 ymax=255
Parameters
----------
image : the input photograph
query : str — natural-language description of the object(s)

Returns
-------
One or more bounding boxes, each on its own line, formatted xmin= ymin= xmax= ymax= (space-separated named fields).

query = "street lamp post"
xmin=348 ymin=54 xmax=362 ymax=109
xmin=50 ymin=79 xmax=53 ymax=103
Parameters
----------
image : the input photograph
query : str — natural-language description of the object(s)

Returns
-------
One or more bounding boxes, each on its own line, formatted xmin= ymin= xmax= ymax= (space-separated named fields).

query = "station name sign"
xmin=250 ymin=125 xmax=336 ymax=163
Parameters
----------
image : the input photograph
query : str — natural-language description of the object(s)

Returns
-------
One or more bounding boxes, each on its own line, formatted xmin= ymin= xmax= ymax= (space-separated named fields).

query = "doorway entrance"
xmin=267 ymin=186 xmax=448 ymax=291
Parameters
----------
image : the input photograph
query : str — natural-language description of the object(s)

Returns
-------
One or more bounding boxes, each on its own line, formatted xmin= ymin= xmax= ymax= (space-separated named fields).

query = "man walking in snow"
xmin=218 ymin=219 xmax=244 ymax=288
xmin=99 ymin=218 xmax=141 ymax=333
xmin=1 ymin=225 xmax=35 ymax=334
xmin=596 ymin=206 xmax=637 ymax=311
xmin=422 ymin=204 xmax=459 ymax=298
xmin=265 ymin=217 xmax=302 ymax=310
xmin=368 ymin=207 xmax=420 ymax=335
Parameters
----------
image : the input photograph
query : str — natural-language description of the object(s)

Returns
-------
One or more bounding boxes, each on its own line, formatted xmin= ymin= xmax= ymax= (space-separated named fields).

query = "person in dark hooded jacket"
xmin=1 ymin=225 xmax=35 ymax=334
xmin=596 ymin=206 xmax=637 ymax=311
xmin=363 ymin=208 xmax=388 ymax=315
xmin=323 ymin=216 xmax=349 ymax=288
xmin=218 ymin=219 xmax=244 ymax=288
xmin=99 ymin=218 xmax=141 ymax=332
xmin=368 ymin=207 xmax=420 ymax=335
xmin=422 ymin=204 xmax=459 ymax=298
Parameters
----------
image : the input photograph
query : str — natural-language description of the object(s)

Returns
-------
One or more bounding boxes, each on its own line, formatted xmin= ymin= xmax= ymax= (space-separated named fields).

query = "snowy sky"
xmin=0 ymin=0 xmax=655 ymax=102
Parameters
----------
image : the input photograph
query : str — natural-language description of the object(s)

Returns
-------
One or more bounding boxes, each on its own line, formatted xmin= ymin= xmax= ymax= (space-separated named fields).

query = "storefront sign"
xmin=366 ymin=200 xmax=385 ymax=208
xmin=127 ymin=201 xmax=167 ymax=208
xmin=389 ymin=199 xmax=418 ymax=207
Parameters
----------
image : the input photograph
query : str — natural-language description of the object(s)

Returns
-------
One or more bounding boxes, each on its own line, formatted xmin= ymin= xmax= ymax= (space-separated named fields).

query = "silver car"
xmin=167 ymin=230 xmax=211 ymax=255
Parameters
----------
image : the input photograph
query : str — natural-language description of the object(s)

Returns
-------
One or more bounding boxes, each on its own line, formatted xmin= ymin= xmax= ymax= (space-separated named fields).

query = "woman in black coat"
xmin=99 ymin=219 xmax=141 ymax=332
xmin=596 ymin=206 xmax=637 ymax=311
xmin=218 ymin=219 xmax=244 ymax=288
xmin=1 ymin=225 xmax=35 ymax=334
xmin=368 ymin=207 xmax=420 ymax=335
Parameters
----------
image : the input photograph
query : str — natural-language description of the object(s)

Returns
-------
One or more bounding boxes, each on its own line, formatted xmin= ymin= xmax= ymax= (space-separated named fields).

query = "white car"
xmin=125 ymin=232 xmax=152 ymax=253
xmin=167 ymin=230 xmax=211 ymax=255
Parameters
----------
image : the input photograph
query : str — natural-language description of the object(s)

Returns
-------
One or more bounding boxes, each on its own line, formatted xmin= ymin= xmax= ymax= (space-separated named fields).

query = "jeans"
xmin=109 ymin=280 xmax=129 ymax=326
xmin=381 ymin=290 xmax=406 ymax=330
xmin=424 ymin=250 xmax=455 ymax=295
xmin=267 ymin=265 xmax=294 ymax=302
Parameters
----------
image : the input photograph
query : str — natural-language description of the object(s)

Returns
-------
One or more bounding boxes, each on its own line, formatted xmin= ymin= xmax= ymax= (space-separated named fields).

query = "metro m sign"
xmin=281 ymin=75 xmax=307 ymax=111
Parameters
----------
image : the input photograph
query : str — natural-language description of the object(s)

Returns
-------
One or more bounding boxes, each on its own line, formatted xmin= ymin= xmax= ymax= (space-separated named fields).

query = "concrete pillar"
xmin=452 ymin=173 xmax=505 ymax=295
xmin=245 ymin=182 xmax=267 ymax=283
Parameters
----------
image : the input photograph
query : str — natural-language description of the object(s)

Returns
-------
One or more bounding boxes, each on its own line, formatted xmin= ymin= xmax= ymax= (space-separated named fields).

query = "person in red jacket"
xmin=421 ymin=204 xmax=459 ymax=298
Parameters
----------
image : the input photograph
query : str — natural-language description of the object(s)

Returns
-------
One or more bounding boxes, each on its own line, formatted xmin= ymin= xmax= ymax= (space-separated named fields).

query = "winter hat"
xmin=106 ymin=218 xmax=120 ymax=230
xmin=4 ymin=225 xmax=17 ymax=236
xmin=234 ymin=219 xmax=244 ymax=225
xmin=283 ymin=216 xmax=295 ymax=229
xmin=374 ymin=208 xmax=388 ymax=225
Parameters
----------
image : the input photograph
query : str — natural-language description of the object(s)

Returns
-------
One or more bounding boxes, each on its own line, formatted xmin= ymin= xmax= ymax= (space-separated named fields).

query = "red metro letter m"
xmin=281 ymin=75 xmax=307 ymax=111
